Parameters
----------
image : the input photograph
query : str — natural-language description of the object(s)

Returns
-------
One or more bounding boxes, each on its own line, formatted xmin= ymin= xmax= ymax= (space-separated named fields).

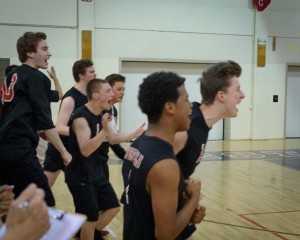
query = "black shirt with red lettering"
xmin=0 ymin=64 xmax=55 ymax=148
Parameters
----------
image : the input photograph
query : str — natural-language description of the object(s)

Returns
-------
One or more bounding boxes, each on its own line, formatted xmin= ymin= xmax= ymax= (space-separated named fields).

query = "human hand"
xmin=0 ymin=185 xmax=14 ymax=215
xmin=101 ymin=113 xmax=110 ymax=132
xmin=134 ymin=123 xmax=146 ymax=138
xmin=47 ymin=66 xmax=57 ymax=81
xmin=62 ymin=149 xmax=72 ymax=166
xmin=4 ymin=184 xmax=50 ymax=240
xmin=190 ymin=205 xmax=206 ymax=224
xmin=184 ymin=178 xmax=201 ymax=202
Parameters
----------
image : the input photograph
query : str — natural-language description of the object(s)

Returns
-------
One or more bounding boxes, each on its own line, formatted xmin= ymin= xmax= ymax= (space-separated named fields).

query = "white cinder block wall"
xmin=0 ymin=0 xmax=299 ymax=140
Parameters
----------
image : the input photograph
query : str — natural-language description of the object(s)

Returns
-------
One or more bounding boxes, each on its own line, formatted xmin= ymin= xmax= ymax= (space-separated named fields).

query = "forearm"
xmin=110 ymin=144 xmax=126 ymax=159
xmin=52 ymin=78 xmax=63 ymax=100
xmin=80 ymin=130 xmax=107 ymax=157
xmin=43 ymin=128 xmax=67 ymax=154
xmin=56 ymin=125 xmax=69 ymax=137
xmin=175 ymin=198 xmax=199 ymax=229
xmin=107 ymin=131 xmax=134 ymax=145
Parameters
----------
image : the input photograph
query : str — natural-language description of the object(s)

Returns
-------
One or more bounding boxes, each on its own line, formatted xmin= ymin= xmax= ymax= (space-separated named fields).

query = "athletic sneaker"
xmin=100 ymin=230 xmax=110 ymax=238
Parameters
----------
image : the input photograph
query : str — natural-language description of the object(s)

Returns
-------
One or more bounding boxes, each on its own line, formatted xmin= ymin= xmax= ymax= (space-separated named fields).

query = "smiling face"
xmin=28 ymin=39 xmax=52 ymax=69
xmin=222 ymin=76 xmax=245 ymax=117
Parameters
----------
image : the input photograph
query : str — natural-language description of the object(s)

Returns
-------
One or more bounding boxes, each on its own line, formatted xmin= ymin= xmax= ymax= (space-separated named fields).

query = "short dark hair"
xmin=72 ymin=59 xmax=94 ymax=83
xmin=138 ymin=71 xmax=185 ymax=124
xmin=5 ymin=64 xmax=19 ymax=76
xmin=200 ymin=60 xmax=242 ymax=105
xmin=105 ymin=74 xmax=125 ymax=87
xmin=17 ymin=32 xmax=47 ymax=63
xmin=86 ymin=78 xmax=108 ymax=100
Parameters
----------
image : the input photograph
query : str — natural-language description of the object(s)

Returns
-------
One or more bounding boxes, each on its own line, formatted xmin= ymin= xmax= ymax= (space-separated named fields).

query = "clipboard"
xmin=0 ymin=208 xmax=86 ymax=240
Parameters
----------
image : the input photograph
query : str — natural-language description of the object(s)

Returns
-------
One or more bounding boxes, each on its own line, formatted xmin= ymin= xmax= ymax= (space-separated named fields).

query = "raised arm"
xmin=147 ymin=159 xmax=200 ymax=239
xmin=48 ymin=66 xmax=63 ymax=100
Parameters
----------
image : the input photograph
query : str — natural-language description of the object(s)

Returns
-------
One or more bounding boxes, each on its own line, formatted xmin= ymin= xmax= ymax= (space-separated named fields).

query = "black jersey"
xmin=122 ymin=134 xmax=186 ymax=240
xmin=0 ymin=64 xmax=55 ymax=148
xmin=176 ymin=102 xmax=211 ymax=179
xmin=65 ymin=106 xmax=106 ymax=186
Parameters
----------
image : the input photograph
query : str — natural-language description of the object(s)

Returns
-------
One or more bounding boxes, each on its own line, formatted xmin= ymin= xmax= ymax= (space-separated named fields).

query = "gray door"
xmin=285 ymin=66 xmax=300 ymax=138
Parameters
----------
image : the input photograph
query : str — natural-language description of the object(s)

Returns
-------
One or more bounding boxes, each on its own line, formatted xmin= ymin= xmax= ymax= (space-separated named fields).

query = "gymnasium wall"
xmin=0 ymin=0 xmax=299 ymax=139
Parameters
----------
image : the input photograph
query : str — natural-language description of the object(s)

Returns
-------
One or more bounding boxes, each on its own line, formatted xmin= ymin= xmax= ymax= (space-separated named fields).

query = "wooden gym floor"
xmin=52 ymin=139 xmax=300 ymax=240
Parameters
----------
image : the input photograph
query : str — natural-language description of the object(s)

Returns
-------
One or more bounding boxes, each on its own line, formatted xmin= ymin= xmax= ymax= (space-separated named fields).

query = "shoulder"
xmin=147 ymin=159 xmax=180 ymax=188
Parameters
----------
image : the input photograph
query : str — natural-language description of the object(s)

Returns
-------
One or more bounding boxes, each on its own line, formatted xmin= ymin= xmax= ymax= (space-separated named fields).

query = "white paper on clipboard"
xmin=0 ymin=208 xmax=86 ymax=240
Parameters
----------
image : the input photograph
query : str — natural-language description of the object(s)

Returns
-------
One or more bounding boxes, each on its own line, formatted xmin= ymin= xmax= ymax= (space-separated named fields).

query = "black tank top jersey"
xmin=60 ymin=87 xmax=88 ymax=144
xmin=0 ymin=64 xmax=55 ymax=148
xmin=65 ymin=106 xmax=106 ymax=186
xmin=122 ymin=134 xmax=186 ymax=240
xmin=176 ymin=102 xmax=211 ymax=179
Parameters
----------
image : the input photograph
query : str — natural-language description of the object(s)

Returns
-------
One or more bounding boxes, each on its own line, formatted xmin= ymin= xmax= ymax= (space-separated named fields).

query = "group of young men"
xmin=0 ymin=31 xmax=245 ymax=240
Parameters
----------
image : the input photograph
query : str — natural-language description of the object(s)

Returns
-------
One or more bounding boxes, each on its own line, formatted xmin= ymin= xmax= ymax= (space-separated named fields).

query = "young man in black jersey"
xmin=44 ymin=59 xmax=96 ymax=188
xmin=174 ymin=60 xmax=245 ymax=178
xmin=122 ymin=72 xmax=206 ymax=240
xmin=100 ymin=73 xmax=127 ymax=180
xmin=173 ymin=60 xmax=245 ymax=238
xmin=66 ymin=79 xmax=144 ymax=240
xmin=0 ymin=32 xmax=71 ymax=207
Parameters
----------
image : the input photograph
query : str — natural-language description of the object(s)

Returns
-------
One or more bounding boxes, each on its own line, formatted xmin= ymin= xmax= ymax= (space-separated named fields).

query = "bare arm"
xmin=43 ymin=128 xmax=72 ymax=166
xmin=173 ymin=131 xmax=188 ymax=154
xmin=73 ymin=116 xmax=108 ymax=157
xmin=147 ymin=159 xmax=200 ymax=239
xmin=106 ymin=122 xmax=145 ymax=144
xmin=55 ymin=97 xmax=75 ymax=136
xmin=48 ymin=66 xmax=63 ymax=100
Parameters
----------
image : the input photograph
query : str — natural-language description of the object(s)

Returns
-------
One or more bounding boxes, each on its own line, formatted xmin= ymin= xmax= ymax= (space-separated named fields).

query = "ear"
xmin=216 ymin=91 xmax=225 ymax=103
xmin=92 ymin=92 xmax=99 ymax=100
xmin=164 ymin=102 xmax=175 ymax=114
xmin=27 ymin=52 xmax=35 ymax=59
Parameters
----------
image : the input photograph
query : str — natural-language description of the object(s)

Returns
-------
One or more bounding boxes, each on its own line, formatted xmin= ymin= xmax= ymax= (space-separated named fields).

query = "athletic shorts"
xmin=67 ymin=180 xmax=120 ymax=222
xmin=43 ymin=142 xmax=65 ymax=172
xmin=0 ymin=146 xmax=55 ymax=207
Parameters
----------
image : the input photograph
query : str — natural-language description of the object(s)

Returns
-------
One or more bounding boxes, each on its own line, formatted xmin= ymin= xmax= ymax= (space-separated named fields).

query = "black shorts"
xmin=43 ymin=142 xmax=65 ymax=172
xmin=67 ymin=180 xmax=120 ymax=222
xmin=0 ymin=146 xmax=55 ymax=207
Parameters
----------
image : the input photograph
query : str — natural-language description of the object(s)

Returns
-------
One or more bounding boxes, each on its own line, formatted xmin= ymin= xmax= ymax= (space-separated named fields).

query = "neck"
xmin=75 ymin=82 xmax=88 ymax=95
xmin=146 ymin=122 xmax=176 ymax=145
xmin=200 ymin=104 xmax=224 ymax=128
xmin=86 ymin=102 xmax=103 ymax=115
xmin=23 ymin=61 xmax=37 ymax=69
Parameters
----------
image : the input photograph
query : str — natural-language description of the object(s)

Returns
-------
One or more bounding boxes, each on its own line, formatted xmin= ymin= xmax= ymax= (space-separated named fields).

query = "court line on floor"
xmin=203 ymin=219 xmax=300 ymax=238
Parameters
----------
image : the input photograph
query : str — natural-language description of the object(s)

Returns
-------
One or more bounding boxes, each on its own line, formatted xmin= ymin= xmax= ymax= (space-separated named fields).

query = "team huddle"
xmin=0 ymin=32 xmax=244 ymax=240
